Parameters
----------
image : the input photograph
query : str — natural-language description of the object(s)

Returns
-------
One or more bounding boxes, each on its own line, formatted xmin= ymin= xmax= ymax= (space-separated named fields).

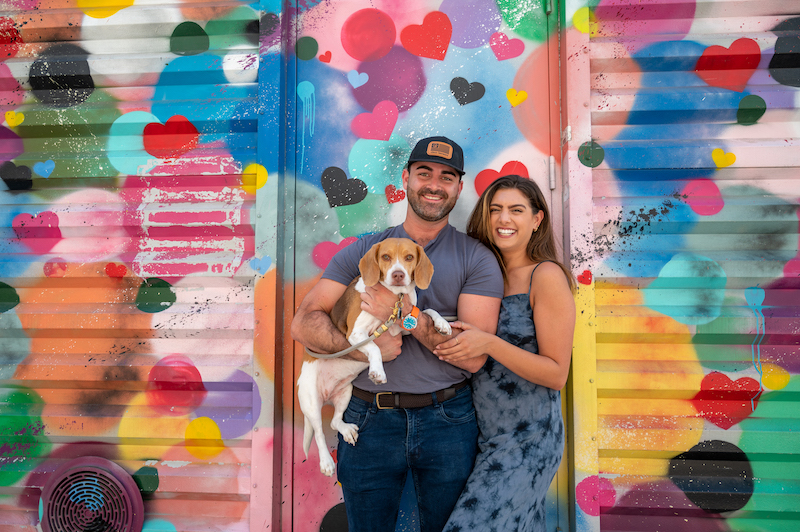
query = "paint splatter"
xmin=297 ymin=81 xmax=315 ymax=172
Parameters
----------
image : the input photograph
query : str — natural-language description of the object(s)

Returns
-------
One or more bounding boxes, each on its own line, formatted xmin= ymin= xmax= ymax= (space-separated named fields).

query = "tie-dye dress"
xmin=443 ymin=266 xmax=565 ymax=532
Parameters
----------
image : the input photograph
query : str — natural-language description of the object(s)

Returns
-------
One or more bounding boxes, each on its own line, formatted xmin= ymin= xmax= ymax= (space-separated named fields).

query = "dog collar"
xmin=401 ymin=305 xmax=420 ymax=330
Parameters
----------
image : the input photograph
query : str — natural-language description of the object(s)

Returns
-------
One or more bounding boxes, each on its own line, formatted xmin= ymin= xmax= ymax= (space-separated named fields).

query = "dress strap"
xmin=528 ymin=260 xmax=554 ymax=296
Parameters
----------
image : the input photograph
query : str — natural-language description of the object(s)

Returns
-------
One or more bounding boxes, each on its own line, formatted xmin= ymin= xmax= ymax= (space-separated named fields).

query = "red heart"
xmin=577 ymin=270 xmax=592 ymax=285
xmin=400 ymin=12 xmax=451 ymax=60
xmin=143 ymin=115 xmax=199 ymax=159
xmin=385 ymin=185 xmax=405 ymax=204
xmin=312 ymin=237 xmax=358 ymax=270
xmin=105 ymin=263 xmax=127 ymax=278
xmin=13 ymin=211 xmax=61 ymax=253
xmin=691 ymin=372 xmax=762 ymax=430
xmin=474 ymin=161 xmax=529 ymax=196
xmin=695 ymin=38 xmax=760 ymax=93
xmin=319 ymin=51 xmax=331 ymax=63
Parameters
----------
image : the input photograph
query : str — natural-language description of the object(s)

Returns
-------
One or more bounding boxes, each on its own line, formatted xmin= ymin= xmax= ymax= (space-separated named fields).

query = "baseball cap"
xmin=407 ymin=136 xmax=465 ymax=175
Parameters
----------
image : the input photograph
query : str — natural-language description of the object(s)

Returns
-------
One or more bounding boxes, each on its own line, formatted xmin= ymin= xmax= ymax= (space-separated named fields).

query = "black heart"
xmin=0 ymin=161 xmax=33 ymax=191
xmin=321 ymin=166 xmax=367 ymax=208
xmin=450 ymin=77 xmax=485 ymax=106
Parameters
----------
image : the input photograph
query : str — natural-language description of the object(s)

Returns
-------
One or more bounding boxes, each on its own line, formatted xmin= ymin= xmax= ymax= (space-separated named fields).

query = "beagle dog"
xmin=297 ymin=237 xmax=452 ymax=476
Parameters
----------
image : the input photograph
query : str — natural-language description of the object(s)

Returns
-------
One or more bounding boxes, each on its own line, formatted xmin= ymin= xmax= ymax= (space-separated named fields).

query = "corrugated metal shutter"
xmin=1 ymin=2 xmax=264 ymax=530
xmin=566 ymin=1 xmax=800 ymax=531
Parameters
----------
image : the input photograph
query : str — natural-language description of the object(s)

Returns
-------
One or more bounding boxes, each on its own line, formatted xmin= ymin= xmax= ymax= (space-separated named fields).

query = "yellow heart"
xmin=242 ymin=163 xmax=268 ymax=195
xmin=77 ymin=0 xmax=134 ymax=18
xmin=5 ymin=111 xmax=24 ymax=127
xmin=712 ymin=148 xmax=736 ymax=168
xmin=506 ymin=88 xmax=528 ymax=107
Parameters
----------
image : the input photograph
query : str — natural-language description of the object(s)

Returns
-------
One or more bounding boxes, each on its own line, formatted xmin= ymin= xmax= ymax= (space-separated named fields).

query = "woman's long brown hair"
xmin=467 ymin=175 xmax=575 ymax=291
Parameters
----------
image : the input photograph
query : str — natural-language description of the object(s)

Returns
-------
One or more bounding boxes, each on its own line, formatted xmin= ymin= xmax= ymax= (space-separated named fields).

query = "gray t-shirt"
xmin=322 ymin=224 xmax=504 ymax=393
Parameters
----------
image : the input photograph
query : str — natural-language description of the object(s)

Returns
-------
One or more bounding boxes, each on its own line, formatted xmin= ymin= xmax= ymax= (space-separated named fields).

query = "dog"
xmin=297 ymin=238 xmax=452 ymax=476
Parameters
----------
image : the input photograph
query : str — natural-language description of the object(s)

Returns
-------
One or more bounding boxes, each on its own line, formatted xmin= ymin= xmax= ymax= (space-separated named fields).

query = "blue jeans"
xmin=337 ymin=385 xmax=478 ymax=532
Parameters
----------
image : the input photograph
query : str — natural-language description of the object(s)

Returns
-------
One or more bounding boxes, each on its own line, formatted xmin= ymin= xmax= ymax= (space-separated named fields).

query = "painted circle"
xmin=575 ymin=475 xmax=616 ymax=516
xmin=135 ymin=277 xmax=176 ymax=313
xmin=147 ymin=355 xmax=207 ymax=415
xmin=578 ymin=141 xmax=605 ymax=168
xmin=341 ymin=8 xmax=395 ymax=62
xmin=171 ymin=21 xmax=209 ymax=56
xmin=296 ymin=36 xmax=319 ymax=61
xmin=353 ymin=46 xmax=426 ymax=113
xmin=737 ymin=94 xmax=766 ymax=125
xmin=30 ymin=43 xmax=94 ymax=108
xmin=681 ymin=178 xmax=724 ymax=216
xmin=761 ymin=363 xmax=790 ymax=390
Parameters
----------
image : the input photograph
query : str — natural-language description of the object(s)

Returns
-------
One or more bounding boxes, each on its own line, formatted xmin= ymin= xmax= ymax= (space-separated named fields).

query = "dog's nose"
xmin=392 ymin=271 xmax=405 ymax=283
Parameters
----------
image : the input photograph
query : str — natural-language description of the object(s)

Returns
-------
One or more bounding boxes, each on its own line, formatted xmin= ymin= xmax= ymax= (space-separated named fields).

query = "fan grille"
xmin=41 ymin=457 xmax=144 ymax=532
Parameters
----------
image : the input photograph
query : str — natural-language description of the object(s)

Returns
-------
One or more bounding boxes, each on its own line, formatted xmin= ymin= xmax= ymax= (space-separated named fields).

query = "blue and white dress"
xmin=444 ymin=265 xmax=565 ymax=532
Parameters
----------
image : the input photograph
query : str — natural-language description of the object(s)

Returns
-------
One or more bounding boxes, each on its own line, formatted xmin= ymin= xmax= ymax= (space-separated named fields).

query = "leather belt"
xmin=352 ymin=380 xmax=470 ymax=409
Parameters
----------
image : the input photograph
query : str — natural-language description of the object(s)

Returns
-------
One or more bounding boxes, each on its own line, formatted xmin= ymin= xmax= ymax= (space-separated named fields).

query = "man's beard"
xmin=407 ymin=186 xmax=458 ymax=222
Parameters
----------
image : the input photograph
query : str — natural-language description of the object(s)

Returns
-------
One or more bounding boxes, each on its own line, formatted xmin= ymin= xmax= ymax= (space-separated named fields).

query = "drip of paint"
xmin=744 ymin=286 xmax=765 ymax=410
xmin=296 ymin=81 xmax=315 ymax=172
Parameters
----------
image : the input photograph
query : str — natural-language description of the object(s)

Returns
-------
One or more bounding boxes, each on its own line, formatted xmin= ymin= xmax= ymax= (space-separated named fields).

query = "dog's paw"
xmin=369 ymin=369 xmax=387 ymax=384
xmin=433 ymin=317 xmax=452 ymax=335
xmin=320 ymin=455 xmax=336 ymax=477
xmin=339 ymin=423 xmax=359 ymax=446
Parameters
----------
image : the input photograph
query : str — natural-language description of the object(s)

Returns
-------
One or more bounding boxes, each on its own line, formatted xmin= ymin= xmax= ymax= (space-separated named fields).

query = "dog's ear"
xmin=359 ymin=242 xmax=382 ymax=286
xmin=413 ymin=245 xmax=434 ymax=290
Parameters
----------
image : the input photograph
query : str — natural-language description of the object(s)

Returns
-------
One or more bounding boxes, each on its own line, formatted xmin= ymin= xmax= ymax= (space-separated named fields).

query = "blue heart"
xmin=33 ymin=160 xmax=55 ymax=178
xmin=347 ymin=70 xmax=369 ymax=89
xmin=250 ymin=256 xmax=272 ymax=274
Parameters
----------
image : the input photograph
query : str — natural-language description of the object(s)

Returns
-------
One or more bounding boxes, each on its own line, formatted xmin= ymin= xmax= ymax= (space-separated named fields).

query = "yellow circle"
xmin=242 ymin=164 xmax=268 ymax=195
xmin=573 ymin=7 xmax=598 ymax=35
xmin=762 ymin=363 xmax=790 ymax=390
xmin=185 ymin=417 xmax=224 ymax=459
xmin=77 ymin=0 xmax=134 ymax=18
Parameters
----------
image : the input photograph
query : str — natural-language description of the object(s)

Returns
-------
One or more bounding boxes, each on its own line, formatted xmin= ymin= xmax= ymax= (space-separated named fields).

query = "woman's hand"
xmin=433 ymin=321 xmax=494 ymax=362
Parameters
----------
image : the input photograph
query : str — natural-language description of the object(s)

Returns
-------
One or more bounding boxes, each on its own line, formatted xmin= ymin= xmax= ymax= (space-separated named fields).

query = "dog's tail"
xmin=302 ymin=414 xmax=313 ymax=458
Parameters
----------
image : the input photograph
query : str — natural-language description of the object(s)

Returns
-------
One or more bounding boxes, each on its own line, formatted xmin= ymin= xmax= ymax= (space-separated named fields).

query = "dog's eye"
xmin=405 ymin=254 xmax=413 ymax=261
xmin=381 ymin=254 xmax=390 ymax=261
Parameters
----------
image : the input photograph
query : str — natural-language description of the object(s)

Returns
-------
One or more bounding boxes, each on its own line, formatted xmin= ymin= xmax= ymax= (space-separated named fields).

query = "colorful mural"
xmin=564 ymin=1 xmax=800 ymax=532
xmin=0 ymin=0 xmax=798 ymax=531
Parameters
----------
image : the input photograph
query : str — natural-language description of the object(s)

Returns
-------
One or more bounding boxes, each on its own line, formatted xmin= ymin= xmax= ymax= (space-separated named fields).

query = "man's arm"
xmin=291 ymin=278 xmax=402 ymax=361
xmin=410 ymin=292 xmax=500 ymax=372
xmin=360 ymin=286 xmax=500 ymax=372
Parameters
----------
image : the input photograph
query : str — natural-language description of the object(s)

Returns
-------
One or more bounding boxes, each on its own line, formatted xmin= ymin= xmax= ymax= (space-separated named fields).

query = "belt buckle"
xmin=375 ymin=392 xmax=394 ymax=409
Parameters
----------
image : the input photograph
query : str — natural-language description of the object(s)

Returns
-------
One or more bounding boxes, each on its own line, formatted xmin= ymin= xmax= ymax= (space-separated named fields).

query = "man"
xmin=291 ymin=136 xmax=503 ymax=532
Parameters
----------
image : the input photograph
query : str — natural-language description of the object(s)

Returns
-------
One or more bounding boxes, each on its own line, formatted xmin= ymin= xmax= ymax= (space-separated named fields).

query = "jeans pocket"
xmin=343 ymin=400 xmax=371 ymax=431
xmin=437 ymin=390 xmax=476 ymax=424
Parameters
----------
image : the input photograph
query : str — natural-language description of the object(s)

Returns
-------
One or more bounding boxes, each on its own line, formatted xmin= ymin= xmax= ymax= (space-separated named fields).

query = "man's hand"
xmin=360 ymin=284 xmax=411 ymax=322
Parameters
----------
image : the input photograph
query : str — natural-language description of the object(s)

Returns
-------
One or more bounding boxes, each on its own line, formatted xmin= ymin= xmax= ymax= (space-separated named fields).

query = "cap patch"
xmin=426 ymin=141 xmax=453 ymax=160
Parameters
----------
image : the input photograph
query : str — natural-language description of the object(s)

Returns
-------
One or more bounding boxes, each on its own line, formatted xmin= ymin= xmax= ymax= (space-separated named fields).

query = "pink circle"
xmin=147 ymin=355 xmax=207 ymax=416
xmin=576 ymin=475 xmax=616 ymax=516
xmin=341 ymin=9 xmax=396 ymax=62
xmin=682 ymin=178 xmax=724 ymax=216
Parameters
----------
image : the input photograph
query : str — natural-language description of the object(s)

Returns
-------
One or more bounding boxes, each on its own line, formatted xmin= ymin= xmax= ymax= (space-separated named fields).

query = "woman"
xmin=435 ymin=175 xmax=576 ymax=532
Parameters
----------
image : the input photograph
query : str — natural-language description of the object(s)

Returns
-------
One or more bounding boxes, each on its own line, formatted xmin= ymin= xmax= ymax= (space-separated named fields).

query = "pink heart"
xmin=351 ymin=100 xmax=398 ymax=141
xmin=312 ymin=237 xmax=358 ymax=270
xmin=13 ymin=211 xmax=62 ymax=253
xmin=490 ymin=32 xmax=524 ymax=61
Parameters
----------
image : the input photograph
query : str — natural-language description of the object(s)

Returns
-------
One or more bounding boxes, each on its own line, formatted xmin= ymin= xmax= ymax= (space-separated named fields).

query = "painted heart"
xmin=5 ymin=110 xmax=24 ymax=127
xmin=506 ymin=88 xmax=528 ymax=107
xmin=450 ymin=77 xmax=485 ymax=106
xmin=33 ymin=160 xmax=55 ymax=178
xmin=400 ymin=11 xmax=452 ymax=60
xmin=577 ymin=270 xmax=593 ymax=285
xmin=351 ymin=100 xmax=398 ymax=141
xmin=385 ymin=184 xmax=405 ymax=204
xmin=0 ymin=161 xmax=32 ymax=191
xmin=691 ymin=372 xmax=762 ymax=430
xmin=313 ymin=237 xmax=358 ymax=270
xmin=12 ymin=211 xmax=62 ymax=254
xmin=105 ymin=263 xmax=127 ymax=278
xmin=474 ymin=161 xmax=529 ymax=196
xmin=43 ymin=258 xmax=68 ymax=278
xmin=319 ymin=51 xmax=331 ymax=63
xmin=321 ymin=167 xmax=367 ymax=208
xmin=695 ymin=38 xmax=760 ymax=92
xmin=143 ymin=115 xmax=199 ymax=159
xmin=250 ymin=255 xmax=272 ymax=275
xmin=347 ymin=70 xmax=369 ymax=88
xmin=712 ymin=148 xmax=736 ymax=168
xmin=490 ymin=32 xmax=524 ymax=61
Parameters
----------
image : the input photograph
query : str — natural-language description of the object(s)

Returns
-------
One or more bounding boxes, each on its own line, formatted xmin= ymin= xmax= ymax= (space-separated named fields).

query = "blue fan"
xmin=40 ymin=456 xmax=144 ymax=532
